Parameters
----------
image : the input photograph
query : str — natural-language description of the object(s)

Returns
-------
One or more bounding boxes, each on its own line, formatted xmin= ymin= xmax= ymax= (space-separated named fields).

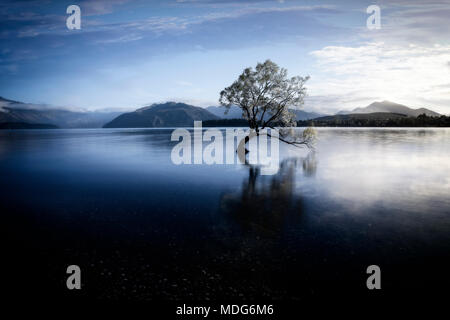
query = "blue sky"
xmin=1 ymin=0 xmax=449 ymax=114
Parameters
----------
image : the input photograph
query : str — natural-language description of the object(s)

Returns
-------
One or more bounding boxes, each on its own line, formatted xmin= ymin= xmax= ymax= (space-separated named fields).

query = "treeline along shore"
xmin=203 ymin=113 xmax=450 ymax=128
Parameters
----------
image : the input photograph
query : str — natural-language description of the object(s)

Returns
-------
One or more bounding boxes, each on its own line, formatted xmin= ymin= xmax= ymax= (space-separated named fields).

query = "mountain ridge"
xmin=206 ymin=105 xmax=325 ymax=121
xmin=0 ymin=97 xmax=121 ymax=128
xmin=338 ymin=100 xmax=440 ymax=117
xmin=104 ymin=102 xmax=219 ymax=128
xmin=0 ymin=122 xmax=59 ymax=129
xmin=1 ymin=96 xmax=443 ymax=128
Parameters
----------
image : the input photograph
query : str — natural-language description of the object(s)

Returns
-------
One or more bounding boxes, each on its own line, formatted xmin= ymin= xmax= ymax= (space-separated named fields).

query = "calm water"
xmin=2 ymin=128 xmax=450 ymax=301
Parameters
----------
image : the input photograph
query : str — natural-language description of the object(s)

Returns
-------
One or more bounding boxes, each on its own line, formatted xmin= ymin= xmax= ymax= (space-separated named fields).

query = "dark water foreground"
xmin=1 ymin=128 xmax=449 ymax=306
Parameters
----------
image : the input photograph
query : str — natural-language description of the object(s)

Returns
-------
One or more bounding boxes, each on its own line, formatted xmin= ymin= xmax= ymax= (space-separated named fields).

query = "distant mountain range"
xmin=298 ymin=112 xmax=449 ymax=127
xmin=313 ymin=112 xmax=408 ymax=122
xmin=0 ymin=96 xmax=443 ymax=129
xmin=0 ymin=97 xmax=120 ymax=128
xmin=338 ymin=101 xmax=440 ymax=117
xmin=104 ymin=102 xmax=218 ymax=128
xmin=0 ymin=122 xmax=58 ymax=129
xmin=206 ymin=105 xmax=324 ymax=121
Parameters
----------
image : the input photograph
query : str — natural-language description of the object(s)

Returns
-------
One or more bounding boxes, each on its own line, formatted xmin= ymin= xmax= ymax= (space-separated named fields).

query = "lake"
xmin=2 ymin=127 xmax=449 ymax=302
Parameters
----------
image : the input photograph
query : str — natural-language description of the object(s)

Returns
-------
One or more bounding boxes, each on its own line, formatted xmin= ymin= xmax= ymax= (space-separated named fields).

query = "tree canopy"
xmin=219 ymin=59 xmax=309 ymax=132
xmin=219 ymin=60 xmax=314 ymax=148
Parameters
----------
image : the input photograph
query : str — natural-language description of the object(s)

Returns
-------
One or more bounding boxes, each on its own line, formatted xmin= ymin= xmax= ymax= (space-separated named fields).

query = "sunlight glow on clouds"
xmin=0 ymin=0 xmax=449 ymax=113
xmin=309 ymin=42 xmax=450 ymax=114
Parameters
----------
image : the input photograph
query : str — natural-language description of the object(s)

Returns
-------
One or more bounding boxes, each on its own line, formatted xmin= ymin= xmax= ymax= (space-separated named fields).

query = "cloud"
xmin=87 ymin=4 xmax=338 ymax=38
xmin=309 ymin=42 xmax=450 ymax=113
xmin=304 ymin=0 xmax=450 ymax=114
xmin=95 ymin=33 xmax=143 ymax=44
xmin=63 ymin=3 xmax=341 ymax=50
xmin=0 ymin=63 xmax=18 ymax=75
xmin=77 ymin=0 xmax=132 ymax=16
xmin=3 ymin=0 xmax=448 ymax=113
xmin=0 ymin=11 xmax=64 ymax=39
xmin=360 ymin=2 xmax=450 ymax=46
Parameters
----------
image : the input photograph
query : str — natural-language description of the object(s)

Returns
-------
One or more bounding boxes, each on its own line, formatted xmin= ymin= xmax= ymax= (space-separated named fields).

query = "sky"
xmin=0 ymin=0 xmax=449 ymax=114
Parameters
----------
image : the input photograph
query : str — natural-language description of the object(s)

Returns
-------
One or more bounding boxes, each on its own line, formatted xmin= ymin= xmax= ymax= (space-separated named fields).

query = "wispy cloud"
xmin=1 ymin=0 xmax=449 ymax=113
xmin=95 ymin=33 xmax=143 ymax=44
xmin=78 ymin=0 xmax=132 ymax=16
xmin=360 ymin=1 xmax=450 ymax=46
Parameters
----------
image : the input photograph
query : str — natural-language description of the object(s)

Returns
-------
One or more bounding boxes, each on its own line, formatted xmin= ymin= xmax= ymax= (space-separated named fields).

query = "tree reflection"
xmin=218 ymin=153 xmax=317 ymax=239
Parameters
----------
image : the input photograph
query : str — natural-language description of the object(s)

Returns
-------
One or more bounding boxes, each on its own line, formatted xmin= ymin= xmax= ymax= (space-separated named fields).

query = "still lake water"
xmin=2 ymin=127 xmax=450 ymax=301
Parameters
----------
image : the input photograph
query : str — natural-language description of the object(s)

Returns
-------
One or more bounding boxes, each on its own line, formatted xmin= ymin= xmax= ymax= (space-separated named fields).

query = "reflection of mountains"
xmin=219 ymin=153 xmax=317 ymax=239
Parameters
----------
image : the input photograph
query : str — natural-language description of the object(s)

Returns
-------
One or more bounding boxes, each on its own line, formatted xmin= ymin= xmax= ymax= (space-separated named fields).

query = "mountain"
xmin=338 ymin=101 xmax=440 ymax=117
xmin=0 ymin=97 xmax=121 ymax=128
xmin=206 ymin=105 xmax=243 ymax=119
xmin=206 ymin=105 xmax=324 ymax=121
xmin=298 ymin=112 xmax=450 ymax=127
xmin=0 ymin=122 xmax=58 ymax=129
xmin=298 ymin=112 xmax=408 ymax=127
xmin=104 ymin=102 xmax=219 ymax=128
xmin=313 ymin=112 xmax=408 ymax=122
xmin=291 ymin=109 xmax=325 ymax=121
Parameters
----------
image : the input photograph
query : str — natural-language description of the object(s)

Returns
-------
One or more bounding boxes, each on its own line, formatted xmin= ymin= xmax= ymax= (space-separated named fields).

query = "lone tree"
xmin=219 ymin=59 xmax=315 ymax=148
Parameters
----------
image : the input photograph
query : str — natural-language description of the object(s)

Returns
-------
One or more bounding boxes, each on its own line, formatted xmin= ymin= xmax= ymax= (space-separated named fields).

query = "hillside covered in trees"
xmin=204 ymin=113 xmax=450 ymax=127
xmin=297 ymin=113 xmax=450 ymax=127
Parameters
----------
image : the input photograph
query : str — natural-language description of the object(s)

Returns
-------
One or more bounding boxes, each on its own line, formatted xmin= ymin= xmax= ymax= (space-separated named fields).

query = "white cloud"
xmin=358 ymin=1 xmax=450 ymax=46
xmin=308 ymin=42 xmax=450 ymax=114
xmin=95 ymin=33 xmax=143 ymax=44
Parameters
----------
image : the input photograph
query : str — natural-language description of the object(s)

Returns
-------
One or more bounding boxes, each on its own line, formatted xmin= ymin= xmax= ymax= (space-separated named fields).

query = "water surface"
xmin=2 ymin=128 xmax=449 ymax=301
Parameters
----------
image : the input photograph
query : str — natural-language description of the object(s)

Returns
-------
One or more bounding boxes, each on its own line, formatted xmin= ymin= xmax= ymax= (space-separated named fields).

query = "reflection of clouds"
xmin=311 ymin=128 xmax=450 ymax=214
